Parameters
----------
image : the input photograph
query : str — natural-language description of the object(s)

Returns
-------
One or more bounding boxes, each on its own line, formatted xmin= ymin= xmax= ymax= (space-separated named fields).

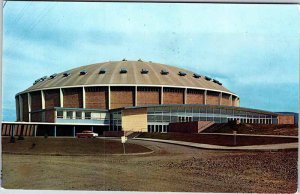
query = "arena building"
xmin=2 ymin=60 xmax=295 ymax=137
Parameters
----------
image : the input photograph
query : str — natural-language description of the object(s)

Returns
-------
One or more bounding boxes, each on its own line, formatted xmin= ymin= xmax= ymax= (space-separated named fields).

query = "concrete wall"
xmin=63 ymin=88 xmax=83 ymax=108
xmin=137 ymin=87 xmax=160 ymax=106
xmin=206 ymin=91 xmax=220 ymax=105
xmin=44 ymin=89 xmax=60 ymax=108
xmin=186 ymin=89 xmax=204 ymax=104
xmin=163 ymin=88 xmax=184 ymax=104
xmin=111 ymin=87 xmax=134 ymax=109
xmin=278 ymin=115 xmax=295 ymax=124
xmin=85 ymin=87 xmax=108 ymax=109
xmin=122 ymin=108 xmax=147 ymax=132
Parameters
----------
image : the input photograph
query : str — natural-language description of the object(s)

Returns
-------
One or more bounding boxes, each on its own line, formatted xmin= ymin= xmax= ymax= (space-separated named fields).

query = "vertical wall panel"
xmin=21 ymin=94 xmax=29 ymax=121
xmin=163 ymin=88 xmax=184 ymax=104
xmin=137 ymin=87 xmax=160 ymax=106
xmin=31 ymin=91 xmax=42 ymax=111
xmin=206 ymin=91 xmax=220 ymax=105
xmin=110 ymin=87 xmax=134 ymax=109
xmin=186 ymin=89 xmax=205 ymax=104
xmin=85 ymin=87 xmax=108 ymax=109
xmin=63 ymin=88 xmax=83 ymax=108
xmin=44 ymin=89 xmax=60 ymax=108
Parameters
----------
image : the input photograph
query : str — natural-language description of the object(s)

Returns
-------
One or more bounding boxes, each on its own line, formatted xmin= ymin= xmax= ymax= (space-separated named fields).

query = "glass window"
xmin=57 ymin=111 xmax=63 ymax=118
xmin=85 ymin=112 xmax=91 ymax=119
xmin=76 ymin=111 xmax=82 ymax=119
xmin=66 ymin=111 xmax=73 ymax=119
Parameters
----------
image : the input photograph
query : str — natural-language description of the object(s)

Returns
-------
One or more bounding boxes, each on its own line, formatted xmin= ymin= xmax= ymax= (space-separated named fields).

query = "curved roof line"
xmin=23 ymin=60 xmax=234 ymax=94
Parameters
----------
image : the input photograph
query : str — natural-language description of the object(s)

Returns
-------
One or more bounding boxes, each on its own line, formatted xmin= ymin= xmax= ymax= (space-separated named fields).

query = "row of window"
xmin=56 ymin=110 xmax=109 ymax=120
xmin=147 ymin=107 xmax=272 ymax=118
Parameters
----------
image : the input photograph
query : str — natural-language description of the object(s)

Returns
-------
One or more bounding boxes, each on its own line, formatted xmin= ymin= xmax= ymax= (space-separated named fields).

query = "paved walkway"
xmin=134 ymin=138 xmax=298 ymax=151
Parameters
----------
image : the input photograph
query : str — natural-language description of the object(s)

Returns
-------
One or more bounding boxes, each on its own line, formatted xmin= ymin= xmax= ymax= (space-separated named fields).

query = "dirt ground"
xmin=1 ymin=138 xmax=297 ymax=192
xmin=139 ymin=132 xmax=298 ymax=146
xmin=2 ymin=137 xmax=151 ymax=155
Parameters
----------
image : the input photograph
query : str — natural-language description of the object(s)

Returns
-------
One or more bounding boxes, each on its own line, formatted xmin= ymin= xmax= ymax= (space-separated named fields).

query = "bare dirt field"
xmin=1 ymin=137 xmax=297 ymax=192
xmin=2 ymin=137 xmax=151 ymax=155
xmin=138 ymin=132 xmax=298 ymax=146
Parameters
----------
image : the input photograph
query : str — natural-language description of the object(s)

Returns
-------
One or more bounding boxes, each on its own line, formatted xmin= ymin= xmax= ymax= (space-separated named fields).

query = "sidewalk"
xmin=134 ymin=138 xmax=298 ymax=151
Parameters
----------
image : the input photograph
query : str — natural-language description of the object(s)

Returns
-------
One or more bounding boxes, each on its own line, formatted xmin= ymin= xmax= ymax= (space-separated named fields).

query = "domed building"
xmin=5 ymin=60 xmax=294 ymax=137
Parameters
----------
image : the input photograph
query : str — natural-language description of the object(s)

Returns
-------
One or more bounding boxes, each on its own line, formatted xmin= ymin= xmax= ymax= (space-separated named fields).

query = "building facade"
xmin=3 ymin=60 xmax=294 ymax=136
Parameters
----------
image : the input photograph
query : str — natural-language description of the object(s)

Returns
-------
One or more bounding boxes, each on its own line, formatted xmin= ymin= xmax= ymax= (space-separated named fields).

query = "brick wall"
xmin=206 ymin=91 xmax=220 ymax=105
xmin=31 ymin=112 xmax=41 ymax=122
xmin=278 ymin=115 xmax=295 ymax=124
xmin=85 ymin=87 xmax=108 ymax=109
xmin=45 ymin=109 xmax=55 ymax=122
xmin=110 ymin=87 xmax=134 ymax=109
xmin=30 ymin=91 xmax=42 ymax=111
xmin=186 ymin=89 xmax=204 ymax=104
xmin=63 ymin=88 xmax=83 ymax=108
xmin=137 ymin=87 xmax=160 ymax=106
xmin=163 ymin=88 xmax=184 ymax=104
xmin=44 ymin=89 xmax=60 ymax=108
xmin=21 ymin=94 xmax=29 ymax=121
xmin=169 ymin=121 xmax=199 ymax=133
xmin=221 ymin=93 xmax=231 ymax=106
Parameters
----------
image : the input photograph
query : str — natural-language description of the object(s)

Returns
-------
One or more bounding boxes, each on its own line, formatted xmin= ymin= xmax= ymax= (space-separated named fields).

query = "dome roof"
xmin=23 ymin=60 xmax=235 ymax=94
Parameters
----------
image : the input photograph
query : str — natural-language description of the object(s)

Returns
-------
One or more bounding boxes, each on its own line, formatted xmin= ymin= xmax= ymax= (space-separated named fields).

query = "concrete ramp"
xmin=197 ymin=121 xmax=215 ymax=133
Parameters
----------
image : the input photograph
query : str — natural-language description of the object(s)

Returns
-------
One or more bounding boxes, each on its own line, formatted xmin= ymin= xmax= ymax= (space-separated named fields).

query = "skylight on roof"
xmin=120 ymin=68 xmax=128 ymax=74
xmin=193 ymin=73 xmax=201 ymax=78
xmin=178 ymin=71 xmax=186 ymax=76
xmin=161 ymin=70 xmax=169 ymax=75
xmin=213 ymin=79 xmax=222 ymax=85
xmin=141 ymin=69 xmax=149 ymax=74
xmin=99 ymin=68 xmax=106 ymax=74
xmin=80 ymin=70 xmax=87 ymax=75
xmin=205 ymin=76 xmax=212 ymax=81
xmin=50 ymin=73 xmax=57 ymax=79
xmin=63 ymin=72 xmax=71 ymax=77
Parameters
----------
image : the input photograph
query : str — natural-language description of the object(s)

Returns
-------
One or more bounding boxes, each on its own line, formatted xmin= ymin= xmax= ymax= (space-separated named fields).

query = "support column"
xmin=54 ymin=125 xmax=57 ymax=137
xmin=19 ymin=95 xmax=23 ymax=121
xmin=73 ymin=126 xmax=76 ymax=137
xmin=91 ymin=126 xmax=94 ymax=132
xmin=134 ymin=86 xmax=137 ymax=106
xmin=82 ymin=87 xmax=86 ymax=108
xmin=60 ymin=88 xmax=64 ymax=107
xmin=28 ymin=93 xmax=31 ymax=122
xmin=160 ymin=87 xmax=164 ymax=104
xmin=34 ymin=125 xmax=37 ymax=137
xmin=108 ymin=86 xmax=111 ymax=109
xmin=204 ymin=90 xmax=207 ymax=105
xmin=230 ymin=95 xmax=233 ymax=106
xmin=219 ymin=92 xmax=222 ymax=105
xmin=41 ymin=90 xmax=45 ymax=109
xmin=184 ymin=88 xmax=187 ymax=104
xmin=16 ymin=96 xmax=20 ymax=121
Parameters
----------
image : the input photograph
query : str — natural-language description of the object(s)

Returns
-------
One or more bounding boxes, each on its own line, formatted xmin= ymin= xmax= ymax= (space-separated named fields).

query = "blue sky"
xmin=3 ymin=2 xmax=299 ymax=121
